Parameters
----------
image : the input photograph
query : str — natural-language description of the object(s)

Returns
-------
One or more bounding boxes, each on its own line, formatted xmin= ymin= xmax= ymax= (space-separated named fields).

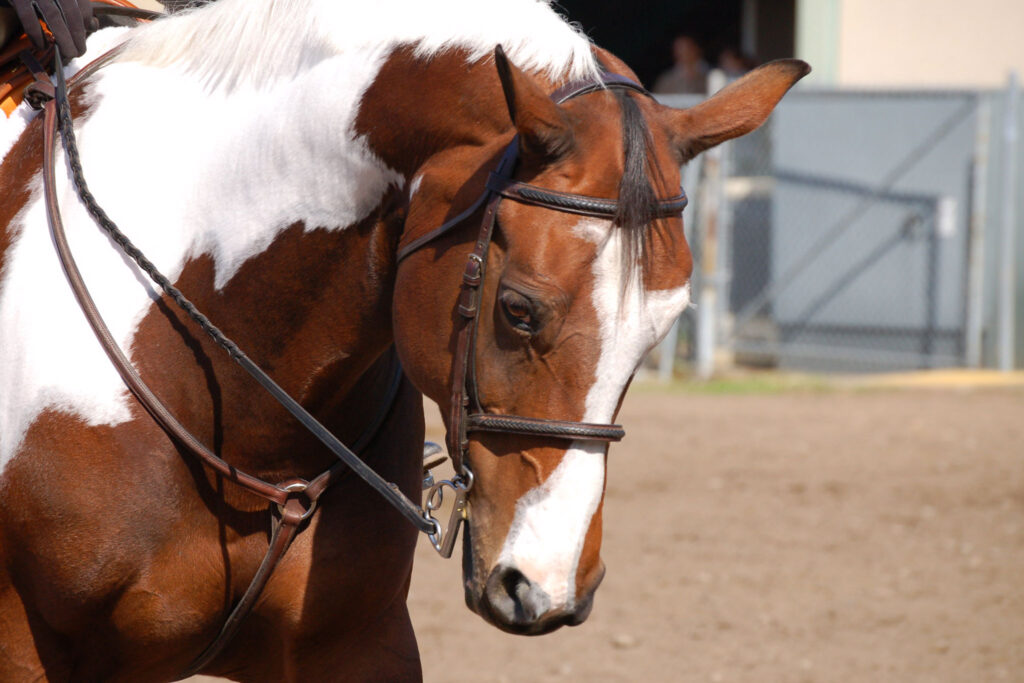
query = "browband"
xmin=487 ymin=174 xmax=688 ymax=219
xmin=396 ymin=72 xmax=687 ymax=263
xmin=550 ymin=71 xmax=651 ymax=103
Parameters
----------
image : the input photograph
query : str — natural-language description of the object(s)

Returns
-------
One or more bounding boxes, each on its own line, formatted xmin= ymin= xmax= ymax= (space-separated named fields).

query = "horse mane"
xmin=118 ymin=0 xmax=663 ymax=291
xmin=118 ymin=0 xmax=600 ymax=91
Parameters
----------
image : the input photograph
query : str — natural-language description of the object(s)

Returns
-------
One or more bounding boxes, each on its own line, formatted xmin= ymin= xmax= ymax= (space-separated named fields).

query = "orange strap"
xmin=1 ymin=36 xmax=50 ymax=117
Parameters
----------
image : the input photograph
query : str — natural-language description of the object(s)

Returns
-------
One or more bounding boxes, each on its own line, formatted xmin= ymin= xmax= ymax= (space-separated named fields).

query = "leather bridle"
xmin=28 ymin=13 xmax=687 ymax=674
xmin=396 ymin=73 xmax=688 ymax=478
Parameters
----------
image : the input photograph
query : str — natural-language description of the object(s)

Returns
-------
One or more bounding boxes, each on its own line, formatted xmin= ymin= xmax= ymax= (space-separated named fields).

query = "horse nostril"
xmin=501 ymin=567 xmax=527 ymax=601
xmin=485 ymin=564 xmax=552 ymax=626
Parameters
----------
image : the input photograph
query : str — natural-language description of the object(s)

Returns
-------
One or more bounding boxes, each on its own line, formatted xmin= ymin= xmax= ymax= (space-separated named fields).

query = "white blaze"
xmin=497 ymin=219 xmax=690 ymax=608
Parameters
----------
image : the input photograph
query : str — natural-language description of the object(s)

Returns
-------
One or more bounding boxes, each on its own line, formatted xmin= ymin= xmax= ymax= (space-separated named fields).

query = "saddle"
xmin=0 ymin=0 xmax=146 ymax=117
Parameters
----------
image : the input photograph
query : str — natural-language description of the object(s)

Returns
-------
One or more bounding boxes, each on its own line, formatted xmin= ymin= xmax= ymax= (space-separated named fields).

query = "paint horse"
xmin=0 ymin=0 xmax=807 ymax=680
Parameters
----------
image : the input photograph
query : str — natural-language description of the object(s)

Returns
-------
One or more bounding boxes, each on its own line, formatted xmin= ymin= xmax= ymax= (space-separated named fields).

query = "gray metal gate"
xmin=656 ymin=79 xmax=1022 ymax=376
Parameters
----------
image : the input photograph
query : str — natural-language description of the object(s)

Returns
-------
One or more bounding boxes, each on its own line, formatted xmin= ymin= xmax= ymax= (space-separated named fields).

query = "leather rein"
xmin=29 ymin=13 xmax=686 ymax=673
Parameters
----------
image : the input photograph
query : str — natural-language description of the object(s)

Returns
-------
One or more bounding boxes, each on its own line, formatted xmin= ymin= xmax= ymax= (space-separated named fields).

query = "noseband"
xmin=397 ymin=72 xmax=688 ymax=475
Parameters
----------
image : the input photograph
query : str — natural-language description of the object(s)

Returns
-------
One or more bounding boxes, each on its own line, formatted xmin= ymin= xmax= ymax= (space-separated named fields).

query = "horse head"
xmin=393 ymin=49 xmax=808 ymax=634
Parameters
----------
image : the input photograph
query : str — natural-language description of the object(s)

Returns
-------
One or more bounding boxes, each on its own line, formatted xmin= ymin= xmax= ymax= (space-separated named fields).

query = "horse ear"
xmin=493 ymin=45 xmax=574 ymax=159
xmin=666 ymin=59 xmax=810 ymax=162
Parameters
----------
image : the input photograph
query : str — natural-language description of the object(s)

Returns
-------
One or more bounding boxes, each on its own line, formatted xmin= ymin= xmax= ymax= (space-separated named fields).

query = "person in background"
xmin=653 ymin=34 xmax=709 ymax=94
xmin=717 ymin=45 xmax=754 ymax=80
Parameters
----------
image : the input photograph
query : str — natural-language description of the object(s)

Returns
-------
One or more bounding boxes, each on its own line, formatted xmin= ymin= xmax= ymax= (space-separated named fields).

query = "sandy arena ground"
xmin=193 ymin=383 xmax=1024 ymax=682
xmin=409 ymin=384 xmax=1024 ymax=683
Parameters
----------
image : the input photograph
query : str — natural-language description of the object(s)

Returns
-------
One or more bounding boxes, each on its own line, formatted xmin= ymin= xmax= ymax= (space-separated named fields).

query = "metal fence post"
xmin=997 ymin=71 xmax=1019 ymax=371
xmin=657 ymin=156 xmax=703 ymax=382
xmin=694 ymin=70 xmax=728 ymax=380
xmin=657 ymin=318 xmax=680 ymax=382
xmin=965 ymin=95 xmax=991 ymax=368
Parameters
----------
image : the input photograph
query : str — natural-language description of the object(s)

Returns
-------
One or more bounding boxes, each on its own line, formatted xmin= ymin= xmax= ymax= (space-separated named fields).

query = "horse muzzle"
xmin=464 ymin=553 xmax=605 ymax=635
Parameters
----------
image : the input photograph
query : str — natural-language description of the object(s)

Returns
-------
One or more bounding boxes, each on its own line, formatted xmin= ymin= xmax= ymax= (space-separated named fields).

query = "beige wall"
xmin=837 ymin=0 xmax=1024 ymax=88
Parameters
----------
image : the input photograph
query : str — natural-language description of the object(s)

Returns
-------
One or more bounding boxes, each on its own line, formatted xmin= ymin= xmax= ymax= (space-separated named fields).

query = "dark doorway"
xmin=556 ymin=0 xmax=794 ymax=88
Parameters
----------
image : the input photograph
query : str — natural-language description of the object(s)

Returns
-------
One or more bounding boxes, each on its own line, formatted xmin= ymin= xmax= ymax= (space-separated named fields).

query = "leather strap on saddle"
xmin=0 ymin=1 xmax=158 ymax=116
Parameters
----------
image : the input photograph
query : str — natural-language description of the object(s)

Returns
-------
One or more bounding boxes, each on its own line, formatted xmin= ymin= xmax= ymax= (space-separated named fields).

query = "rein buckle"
xmin=424 ymin=469 xmax=473 ymax=558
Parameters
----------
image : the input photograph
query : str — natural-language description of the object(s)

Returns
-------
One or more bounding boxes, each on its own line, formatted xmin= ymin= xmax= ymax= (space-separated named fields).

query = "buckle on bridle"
xmin=24 ymin=82 xmax=56 ymax=110
xmin=424 ymin=467 xmax=474 ymax=558
xmin=463 ymin=253 xmax=484 ymax=286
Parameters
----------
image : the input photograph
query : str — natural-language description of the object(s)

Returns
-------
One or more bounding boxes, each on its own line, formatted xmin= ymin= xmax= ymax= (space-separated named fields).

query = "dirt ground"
xmin=191 ymin=383 xmax=1024 ymax=682
xmin=407 ymin=384 xmax=1024 ymax=683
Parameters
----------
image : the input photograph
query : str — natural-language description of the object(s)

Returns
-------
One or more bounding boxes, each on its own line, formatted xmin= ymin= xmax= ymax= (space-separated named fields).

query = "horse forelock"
xmin=613 ymin=90 xmax=676 ymax=295
xmin=579 ymin=92 xmax=690 ymax=419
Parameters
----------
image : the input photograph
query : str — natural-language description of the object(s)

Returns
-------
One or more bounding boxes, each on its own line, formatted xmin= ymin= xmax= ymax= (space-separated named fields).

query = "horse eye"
xmin=499 ymin=289 xmax=536 ymax=334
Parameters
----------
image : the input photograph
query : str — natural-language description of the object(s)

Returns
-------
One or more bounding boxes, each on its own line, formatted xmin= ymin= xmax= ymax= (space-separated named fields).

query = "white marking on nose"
xmin=496 ymin=219 xmax=690 ymax=609
xmin=496 ymin=441 xmax=604 ymax=609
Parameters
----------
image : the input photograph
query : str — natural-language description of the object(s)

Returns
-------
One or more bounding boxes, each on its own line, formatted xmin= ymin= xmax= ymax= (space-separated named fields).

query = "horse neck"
xmin=57 ymin=56 xmax=417 ymax=478
xmin=74 ymin=27 xmax=562 ymax=472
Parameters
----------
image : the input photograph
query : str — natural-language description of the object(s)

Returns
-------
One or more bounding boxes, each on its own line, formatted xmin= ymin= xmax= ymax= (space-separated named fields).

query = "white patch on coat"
xmin=0 ymin=103 xmax=33 ymax=167
xmin=0 ymin=50 xmax=400 ymax=470
xmin=496 ymin=219 xmax=690 ymax=609
xmin=0 ymin=1 xmax=599 ymax=473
